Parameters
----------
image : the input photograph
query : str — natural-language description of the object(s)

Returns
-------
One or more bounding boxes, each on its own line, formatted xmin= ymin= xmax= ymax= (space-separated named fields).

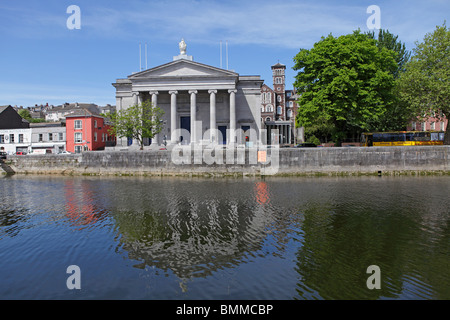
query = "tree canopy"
xmin=397 ymin=22 xmax=450 ymax=144
xmin=366 ymin=29 xmax=411 ymax=78
xmin=108 ymin=100 xmax=164 ymax=150
xmin=18 ymin=108 xmax=46 ymax=123
xmin=293 ymin=30 xmax=399 ymax=145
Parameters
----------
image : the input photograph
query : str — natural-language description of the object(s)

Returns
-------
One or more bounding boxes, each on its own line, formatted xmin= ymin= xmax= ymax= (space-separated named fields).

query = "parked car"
xmin=295 ymin=143 xmax=317 ymax=148
xmin=15 ymin=151 xmax=26 ymax=155
xmin=58 ymin=151 xmax=72 ymax=154
xmin=0 ymin=151 xmax=6 ymax=160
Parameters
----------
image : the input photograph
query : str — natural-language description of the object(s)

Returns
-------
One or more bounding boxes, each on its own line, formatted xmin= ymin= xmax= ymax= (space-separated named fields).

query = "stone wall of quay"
xmin=2 ymin=145 xmax=450 ymax=176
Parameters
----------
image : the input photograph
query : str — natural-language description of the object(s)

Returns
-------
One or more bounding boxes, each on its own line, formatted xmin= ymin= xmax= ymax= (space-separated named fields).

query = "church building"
xmin=112 ymin=39 xmax=263 ymax=148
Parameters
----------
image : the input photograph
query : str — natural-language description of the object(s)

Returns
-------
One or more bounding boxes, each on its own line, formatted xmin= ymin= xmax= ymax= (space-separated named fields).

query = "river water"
xmin=0 ymin=174 xmax=448 ymax=300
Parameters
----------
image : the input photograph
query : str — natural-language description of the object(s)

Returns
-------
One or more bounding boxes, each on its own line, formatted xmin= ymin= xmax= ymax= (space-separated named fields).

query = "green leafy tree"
xmin=109 ymin=100 xmax=165 ymax=150
xmin=18 ymin=109 xmax=31 ymax=120
xmin=293 ymin=30 xmax=398 ymax=145
xmin=398 ymin=22 xmax=450 ymax=144
xmin=365 ymin=29 xmax=414 ymax=131
xmin=18 ymin=109 xmax=46 ymax=123
xmin=366 ymin=29 xmax=411 ymax=78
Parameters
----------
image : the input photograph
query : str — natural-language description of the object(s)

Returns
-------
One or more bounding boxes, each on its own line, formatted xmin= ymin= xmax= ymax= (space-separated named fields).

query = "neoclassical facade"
xmin=112 ymin=41 xmax=263 ymax=148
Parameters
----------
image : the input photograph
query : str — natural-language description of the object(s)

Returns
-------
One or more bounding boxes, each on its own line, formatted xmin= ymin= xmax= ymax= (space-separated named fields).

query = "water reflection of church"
xmin=111 ymin=179 xmax=275 ymax=280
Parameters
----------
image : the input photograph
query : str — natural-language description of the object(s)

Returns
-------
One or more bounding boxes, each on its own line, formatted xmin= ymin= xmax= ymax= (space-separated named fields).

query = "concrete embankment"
xmin=0 ymin=160 xmax=15 ymax=174
xmin=3 ymin=145 xmax=450 ymax=177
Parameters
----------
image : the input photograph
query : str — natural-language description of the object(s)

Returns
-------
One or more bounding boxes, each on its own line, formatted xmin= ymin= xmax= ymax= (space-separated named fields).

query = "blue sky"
xmin=1 ymin=0 xmax=448 ymax=107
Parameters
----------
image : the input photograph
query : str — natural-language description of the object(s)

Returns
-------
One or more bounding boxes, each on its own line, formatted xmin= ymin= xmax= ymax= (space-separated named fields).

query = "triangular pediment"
xmin=129 ymin=59 xmax=238 ymax=79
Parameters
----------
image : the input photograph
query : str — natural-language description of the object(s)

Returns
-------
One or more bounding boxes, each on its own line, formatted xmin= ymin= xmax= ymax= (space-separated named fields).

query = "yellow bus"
xmin=361 ymin=131 xmax=445 ymax=147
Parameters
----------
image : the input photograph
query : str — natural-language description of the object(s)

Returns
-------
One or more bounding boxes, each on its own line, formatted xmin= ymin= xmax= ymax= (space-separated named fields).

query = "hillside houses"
xmin=0 ymin=103 xmax=116 ymax=154
xmin=10 ymin=103 xmax=115 ymax=122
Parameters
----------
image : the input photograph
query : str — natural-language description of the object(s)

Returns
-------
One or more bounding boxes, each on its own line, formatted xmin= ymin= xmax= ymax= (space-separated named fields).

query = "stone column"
xmin=133 ymin=92 xmax=140 ymax=106
xmin=130 ymin=92 xmax=140 ymax=147
xmin=150 ymin=91 xmax=159 ymax=147
xmin=169 ymin=90 xmax=178 ymax=144
xmin=228 ymin=89 xmax=237 ymax=145
xmin=288 ymin=124 xmax=292 ymax=144
xmin=208 ymin=90 xmax=217 ymax=144
xmin=115 ymin=97 xmax=126 ymax=147
xmin=189 ymin=90 xmax=198 ymax=144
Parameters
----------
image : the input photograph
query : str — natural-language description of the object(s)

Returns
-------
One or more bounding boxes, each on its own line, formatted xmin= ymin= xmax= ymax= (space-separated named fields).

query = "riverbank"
xmin=2 ymin=145 xmax=450 ymax=177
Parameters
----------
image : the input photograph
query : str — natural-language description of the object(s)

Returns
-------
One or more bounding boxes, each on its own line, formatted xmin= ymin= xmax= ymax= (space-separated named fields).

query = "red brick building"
xmin=65 ymin=109 xmax=115 ymax=153
xmin=407 ymin=114 xmax=447 ymax=132
xmin=261 ymin=63 xmax=300 ymax=145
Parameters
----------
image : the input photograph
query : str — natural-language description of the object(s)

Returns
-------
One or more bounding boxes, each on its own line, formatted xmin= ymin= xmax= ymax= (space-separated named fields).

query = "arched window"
xmin=277 ymin=106 xmax=282 ymax=115
xmin=287 ymin=109 xmax=293 ymax=118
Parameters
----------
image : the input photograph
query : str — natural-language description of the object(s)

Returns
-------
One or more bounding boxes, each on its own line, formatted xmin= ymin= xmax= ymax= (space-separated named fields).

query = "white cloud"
xmin=81 ymin=0 xmax=364 ymax=48
xmin=3 ymin=0 xmax=448 ymax=50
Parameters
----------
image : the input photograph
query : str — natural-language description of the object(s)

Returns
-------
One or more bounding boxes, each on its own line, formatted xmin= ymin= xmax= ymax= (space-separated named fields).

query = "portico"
xmin=112 ymin=40 xmax=263 ymax=148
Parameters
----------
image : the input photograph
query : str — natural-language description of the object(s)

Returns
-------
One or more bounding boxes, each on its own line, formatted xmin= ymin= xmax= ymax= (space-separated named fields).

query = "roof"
xmin=46 ymin=103 xmax=100 ymax=114
xmin=65 ymin=108 xmax=107 ymax=120
xmin=271 ymin=63 xmax=286 ymax=68
xmin=0 ymin=106 xmax=11 ymax=114
xmin=65 ymin=108 xmax=95 ymax=117
xmin=127 ymin=58 xmax=240 ymax=79
xmin=30 ymin=121 xmax=65 ymax=128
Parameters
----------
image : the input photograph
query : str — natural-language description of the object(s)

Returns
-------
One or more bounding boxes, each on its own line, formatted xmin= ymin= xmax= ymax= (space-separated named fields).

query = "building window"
xmin=441 ymin=122 xmax=445 ymax=131
xmin=287 ymin=109 xmax=293 ymax=118
xmin=74 ymin=120 xmax=82 ymax=129
xmin=38 ymin=134 xmax=43 ymax=142
xmin=0 ymin=135 xmax=4 ymax=143
xmin=411 ymin=121 xmax=416 ymax=131
xmin=277 ymin=106 xmax=282 ymax=115
xmin=75 ymin=146 xmax=82 ymax=154
xmin=74 ymin=132 xmax=82 ymax=143
xmin=19 ymin=134 xmax=24 ymax=143
xmin=59 ymin=132 xmax=63 ymax=141
xmin=94 ymin=132 xmax=97 ymax=142
xmin=261 ymin=106 xmax=265 ymax=112
xmin=266 ymin=117 xmax=271 ymax=122
xmin=431 ymin=122 xmax=435 ymax=130
xmin=9 ymin=134 xmax=14 ymax=143
xmin=48 ymin=133 xmax=53 ymax=141
xmin=266 ymin=104 xmax=273 ymax=112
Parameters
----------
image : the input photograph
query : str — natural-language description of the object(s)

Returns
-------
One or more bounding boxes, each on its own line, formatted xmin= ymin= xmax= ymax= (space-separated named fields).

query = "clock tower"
xmin=271 ymin=63 xmax=286 ymax=120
